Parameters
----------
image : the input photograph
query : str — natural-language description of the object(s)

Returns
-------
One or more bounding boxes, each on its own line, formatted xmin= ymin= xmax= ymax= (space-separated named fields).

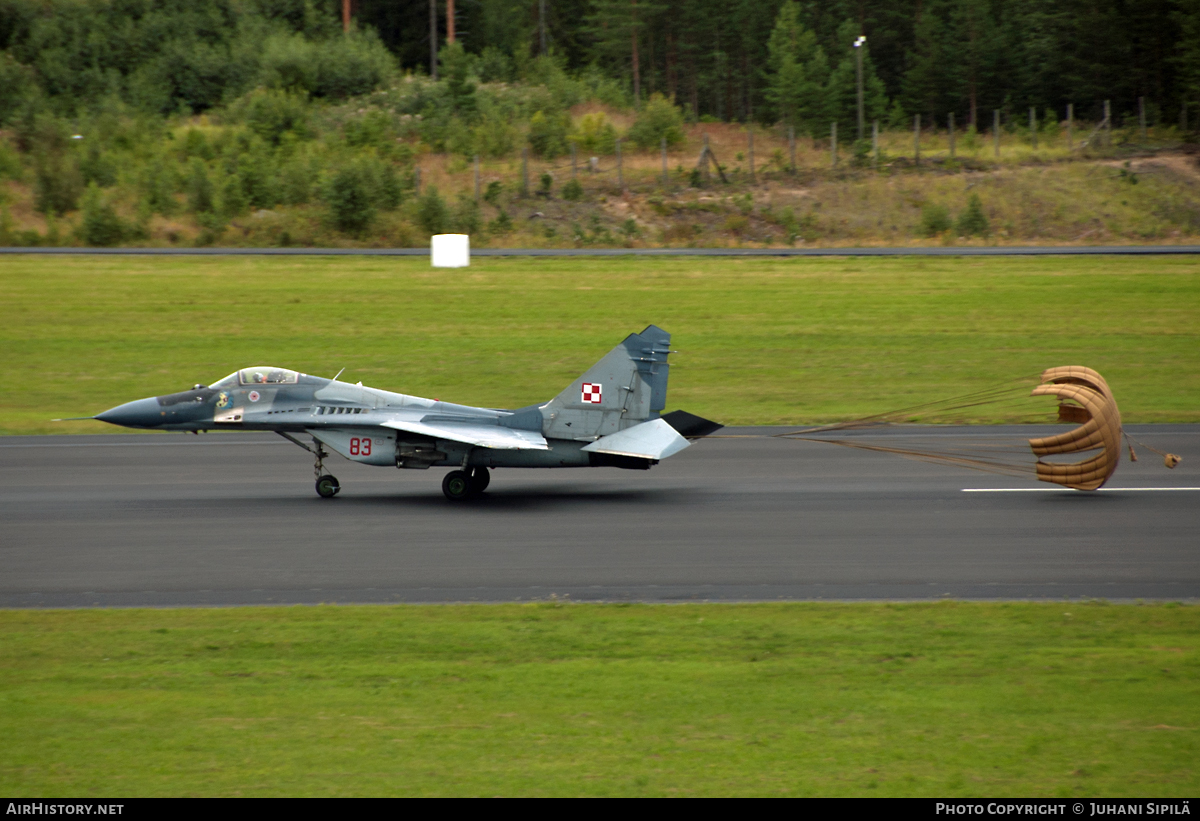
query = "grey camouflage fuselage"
xmin=93 ymin=326 xmax=721 ymax=478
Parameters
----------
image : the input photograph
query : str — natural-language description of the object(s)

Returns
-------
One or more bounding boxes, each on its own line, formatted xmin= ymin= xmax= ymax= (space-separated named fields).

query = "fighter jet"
xmin=85 ymin=326 xmax=722 ymax=501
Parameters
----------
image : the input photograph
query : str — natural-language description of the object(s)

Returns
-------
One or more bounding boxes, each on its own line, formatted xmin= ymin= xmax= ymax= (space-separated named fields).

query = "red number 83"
xmin=349 ymin=437 xmax=372 ymax=456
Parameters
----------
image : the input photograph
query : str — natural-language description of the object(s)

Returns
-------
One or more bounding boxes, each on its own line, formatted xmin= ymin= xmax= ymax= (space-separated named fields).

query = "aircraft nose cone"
xmin=95 ymin=397 xmax=162 ymax=429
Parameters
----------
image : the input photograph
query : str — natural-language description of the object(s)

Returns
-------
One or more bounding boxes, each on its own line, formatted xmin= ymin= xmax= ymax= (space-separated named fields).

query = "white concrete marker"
xmin=431 ymin=233 xmax=470 ymax=268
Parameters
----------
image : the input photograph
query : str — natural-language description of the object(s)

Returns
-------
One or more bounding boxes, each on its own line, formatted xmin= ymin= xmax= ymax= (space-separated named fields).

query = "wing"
xmin=379 ymin=418 xmax=549 ymax=450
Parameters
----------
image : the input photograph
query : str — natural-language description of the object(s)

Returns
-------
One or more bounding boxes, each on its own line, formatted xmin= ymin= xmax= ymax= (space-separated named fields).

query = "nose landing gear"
xmin=312 ymin=441 xmax=340 ymax=498
xmin=276 ymin=432 xmax=341 ymax=498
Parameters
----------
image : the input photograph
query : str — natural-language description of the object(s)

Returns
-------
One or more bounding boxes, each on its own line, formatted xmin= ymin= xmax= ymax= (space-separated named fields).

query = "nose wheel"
xmin=316 ymin=474 xmax=341 ymax=498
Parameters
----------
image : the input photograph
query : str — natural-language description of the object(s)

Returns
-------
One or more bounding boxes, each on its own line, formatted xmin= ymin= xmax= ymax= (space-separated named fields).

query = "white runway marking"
xmin=963 ymin=487 xmax=1200 ymax=492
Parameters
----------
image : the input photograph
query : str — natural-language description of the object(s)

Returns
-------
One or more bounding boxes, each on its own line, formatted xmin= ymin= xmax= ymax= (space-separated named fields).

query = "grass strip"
xmin=2 ymin=253 xmax=1197 ymax=434
xmin=1 ymin=602 xmax=1196 ymax=797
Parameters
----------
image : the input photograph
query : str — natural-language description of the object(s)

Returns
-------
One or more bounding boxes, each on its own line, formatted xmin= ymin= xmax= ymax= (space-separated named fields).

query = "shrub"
xmin=79 ymin=142 xmax=117 ymax=187
xmin=79 ymin=184 xmax=125 ymax=246
xmin=234 ymin=88 xmax=310 ymax=146
xmin=0 ymin=52 xmax=33 ymax=128
xmin=452 ymin=194 xmax=481 ymax=234
xmin=33 ymin=153 xmax=83 ymax=215
xmin=472 ymin=114 xmax=519 ymax=158
xmin=181 ymin=128 xmax=213 ymax=161
xmin=415 ymin=185 xmax=451 ymax=235
xmin=626 ymin=93 xmax=686 ymax=150
xmin=344 ymin=110 xmax=394 ymax=150
xmin=313 ymin=30 xmax=395 ymax=99
xmin=237 ymin=153 xmax=277 ymax=209
xmin=487 ymin=210 xmax=512 ymax=234
xmin=186 ymin=159 xmax=214 ymax=213
xmin=955 ymin=193 xmax=989 ymax=236
xmin=483 ymin=181 xmax=503 ymax=208
xmin=570 ymin=112 xmax=618 ymax=155
xmin=561 ymin=178 xmax=583 ymax=201
xmin=219 ymin=172 xmax=249 ymax=218
xmin=278 ymin=158 xmax=312 ymax=206
xmin=528 ymin=110 xmax=570 ymax=158
xmin=538 ymin=172 xmax=553 ymax=197
xmin=325 ymin=166 xmax=375 ymax=234
xmin=141 ymin=159 xmax=177 ymax=216
xmin=919 ymin=203 xmax=952 ymax=236
xmin=477 ymin=47 xmax=512 ymax=83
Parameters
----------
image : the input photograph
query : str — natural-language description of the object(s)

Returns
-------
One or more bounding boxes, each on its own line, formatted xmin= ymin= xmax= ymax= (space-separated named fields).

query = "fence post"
xmin=521 ymin=148 xmax=529 ymax=197
xmin=914 ymin=114 xmax=920 ymax=164
xmin=1067 ymin=103 xmax=1073 ymax=149
xmin=993 ymin=109 xmax=1000 ymax=158
xmin=571 ymin=142 xmax=578 ymax=178
xmin=1139 ymin=96 xmax=1147 ymax=141
xmin=872 ymin=120 xmax=879 ymax=168
xmin=831 ymin=121 xmax=838 ymax=168
xmin=788 ymin=125 xmax=796 ymax=173
xmin=948 ymin=112 xmax=956 ymax=158
xmin=748 ymin=127 xmax=755 ymax=183
xmin=1029 ymin=107 xmax=1037 ymax=148
xmin=661 ymin=136 xmax=668 ymax=184
xmin=414 ymin=166 xmax=421 ymax=196
xmin=616 ymin=138 xmax=623 ymax=190
xmin=1104 ymin=99 xmax=1111 ymax=147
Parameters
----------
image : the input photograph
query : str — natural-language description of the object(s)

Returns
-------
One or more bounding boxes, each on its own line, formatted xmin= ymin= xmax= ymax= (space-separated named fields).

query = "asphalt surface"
xmin=2 ymin=426 xmax=1197 ymax=607
xmin=1 ymin=245 xmax=1199 ymax=257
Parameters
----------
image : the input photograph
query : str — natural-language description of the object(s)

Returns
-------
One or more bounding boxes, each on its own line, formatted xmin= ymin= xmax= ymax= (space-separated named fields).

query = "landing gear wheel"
xmin=442 ymin=470 xmax=473 ymax=501
xmin=468 ymin=466 xmax=491 ymax=494
xmin=316 ymin=474 xmax=340 ymax=498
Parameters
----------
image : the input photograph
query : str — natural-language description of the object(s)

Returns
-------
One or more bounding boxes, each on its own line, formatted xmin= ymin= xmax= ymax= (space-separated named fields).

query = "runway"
xmin=2 ymin=426 xmax=1197 ymax=607
xmin=2 ymin=245 xmax=1198 ymax=257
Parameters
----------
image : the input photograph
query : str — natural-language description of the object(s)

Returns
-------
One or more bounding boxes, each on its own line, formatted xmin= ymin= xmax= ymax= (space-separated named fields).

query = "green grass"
xmin=1 ymin=603 xmax=1196 ymax=797
xmin=2 ymin=253 xmax=1198 ymax=434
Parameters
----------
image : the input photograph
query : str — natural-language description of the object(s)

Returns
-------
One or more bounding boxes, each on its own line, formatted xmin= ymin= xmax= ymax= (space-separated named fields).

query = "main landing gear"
xmin=442 ymin=467 xmax=490 ymax=501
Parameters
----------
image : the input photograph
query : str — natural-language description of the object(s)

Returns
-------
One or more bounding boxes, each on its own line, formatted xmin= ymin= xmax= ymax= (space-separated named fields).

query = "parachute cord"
xmin=1123 ymin=430 xmax=1183 ymax=469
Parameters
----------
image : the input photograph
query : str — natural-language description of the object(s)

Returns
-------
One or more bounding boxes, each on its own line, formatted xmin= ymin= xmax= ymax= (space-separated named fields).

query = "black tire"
xmin=316 ymin=474 xmax=340 ymax=498
xmin=442 ymin=470 xmax=472 ymax=501
xmin=468 ymin=466 xmax=491 ymax=494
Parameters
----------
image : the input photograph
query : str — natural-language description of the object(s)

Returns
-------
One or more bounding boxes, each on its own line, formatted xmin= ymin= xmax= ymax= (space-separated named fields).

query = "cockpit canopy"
xmin=209 ymin=367 xmax=300 ymax=388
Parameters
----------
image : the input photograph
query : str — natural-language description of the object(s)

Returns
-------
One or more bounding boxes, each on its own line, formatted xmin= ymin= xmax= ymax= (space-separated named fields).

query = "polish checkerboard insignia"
xmin=581 ymin=383 xmax=602 ymax=404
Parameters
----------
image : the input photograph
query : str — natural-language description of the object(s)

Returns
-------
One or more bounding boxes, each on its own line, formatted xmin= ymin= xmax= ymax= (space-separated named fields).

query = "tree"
xmin=902 ymin=5 xmax=951 ymax=123
xmin=824 ymin=20 xmax=889 ymax=140
xmin=586 ymin=0 xmax=663 ymax=105
xmin=763 ymin=1 xmax=829 ymax=135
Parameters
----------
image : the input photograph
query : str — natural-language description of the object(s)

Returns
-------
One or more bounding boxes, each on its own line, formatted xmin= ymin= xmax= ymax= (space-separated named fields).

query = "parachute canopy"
xmin=1028 ymin=366 xmax=1122 ymax=491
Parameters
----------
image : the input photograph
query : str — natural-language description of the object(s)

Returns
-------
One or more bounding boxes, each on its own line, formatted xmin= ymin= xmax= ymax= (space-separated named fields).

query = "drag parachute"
xmin=1028 ymin=366 xmax=1122 ymax=490
xmin=761 ymin=365 xmax=1180 ymax=490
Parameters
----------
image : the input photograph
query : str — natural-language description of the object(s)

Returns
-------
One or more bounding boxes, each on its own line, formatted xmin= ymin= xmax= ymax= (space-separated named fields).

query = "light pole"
xmin=854 ymin=36 xmax=866 ymax=142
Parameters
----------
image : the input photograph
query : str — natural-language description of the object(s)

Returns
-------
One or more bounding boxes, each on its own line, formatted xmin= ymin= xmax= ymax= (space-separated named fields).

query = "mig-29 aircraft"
xmin=85 ymin=326 xmax=722 ymax=501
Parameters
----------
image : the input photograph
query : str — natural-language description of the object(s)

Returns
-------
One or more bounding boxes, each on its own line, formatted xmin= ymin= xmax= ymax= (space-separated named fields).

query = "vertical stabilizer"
xmin=541 ymin=326 xmax=672 ymax=441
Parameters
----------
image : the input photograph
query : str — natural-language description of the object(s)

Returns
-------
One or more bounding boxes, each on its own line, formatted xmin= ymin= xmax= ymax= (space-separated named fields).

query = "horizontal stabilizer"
xmin=660 ymin=410 xmax=723 ymax=439
xmin=581 ymin=418 xmax=690 ymax=460
xmin=380 ymin=419 xmax=549 ymax=450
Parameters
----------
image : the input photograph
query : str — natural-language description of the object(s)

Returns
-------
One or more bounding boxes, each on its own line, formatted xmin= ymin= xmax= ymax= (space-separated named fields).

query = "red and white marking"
xmin=581 ymin=383 xmax=602 ymax=404
xmin=248 ymin=391 xmax=260 ymax=403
